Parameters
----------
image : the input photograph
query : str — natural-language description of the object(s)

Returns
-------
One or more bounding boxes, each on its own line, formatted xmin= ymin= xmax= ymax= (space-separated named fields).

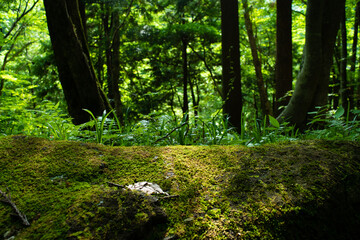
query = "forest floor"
xmin=0 ymin=135 xmax=360 ymax=240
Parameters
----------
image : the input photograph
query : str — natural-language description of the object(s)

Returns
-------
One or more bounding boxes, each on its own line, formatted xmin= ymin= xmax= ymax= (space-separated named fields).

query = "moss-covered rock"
xmin=0 ymin=136 xmax=359 ymax=239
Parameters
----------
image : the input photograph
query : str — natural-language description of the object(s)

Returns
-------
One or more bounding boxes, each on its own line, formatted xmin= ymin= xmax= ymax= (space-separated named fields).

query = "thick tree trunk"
xmin=275 ymin=0 xmax=293 ymax=117
xmin=44 ymin=0 xmax=111 ymax=125
xmin=242 ymin=0 xmax=272 ymax=117
xmin=220 ymin=0 xmax=242 ymax=133
xmin=78 ymin=0 xmax=87 ymax=40
xmin=277 ymin=0 xmax=345 ymax=128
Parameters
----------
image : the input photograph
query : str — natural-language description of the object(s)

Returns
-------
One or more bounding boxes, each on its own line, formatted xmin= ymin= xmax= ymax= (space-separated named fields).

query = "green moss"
xmin=1 ymin=136 xmax=360 ymax=239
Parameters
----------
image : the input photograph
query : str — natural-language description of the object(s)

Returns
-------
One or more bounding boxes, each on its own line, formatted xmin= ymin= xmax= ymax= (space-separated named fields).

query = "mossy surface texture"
xmin=1 ymin=136 xmax=360 ymax=239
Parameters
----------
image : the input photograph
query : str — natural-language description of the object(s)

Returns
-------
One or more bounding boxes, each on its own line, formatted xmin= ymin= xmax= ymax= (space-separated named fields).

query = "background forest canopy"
xmin=0 ymin=0 xmax=359 ymax=146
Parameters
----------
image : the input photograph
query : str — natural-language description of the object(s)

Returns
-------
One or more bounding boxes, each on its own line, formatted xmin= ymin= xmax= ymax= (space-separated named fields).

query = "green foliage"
xmin=305 ymin=106 xmax=360 ymax=141
xmin=268 ymin=115 xmax=280 ymax=128
xmin=0 ymin=0 xmax=359 ymax=146
xmin=82 ymin=109 xmax=117 ymax=144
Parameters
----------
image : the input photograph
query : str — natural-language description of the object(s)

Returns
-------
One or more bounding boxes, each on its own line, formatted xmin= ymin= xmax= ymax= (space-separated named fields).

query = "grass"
xmin=0 ymin=100 xmax=359 ymax=146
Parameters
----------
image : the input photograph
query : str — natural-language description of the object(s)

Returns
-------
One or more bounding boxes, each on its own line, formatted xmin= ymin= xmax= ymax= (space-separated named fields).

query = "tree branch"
xmin=107 ymin=181 xmax=125 ymax=188
xmin=7 ymin=41 xmax=34 ymax=63
xmin=0 ymin=189 xmax=30 ymax=226
xmin=109 ymin=0 xmax=134 ymax=50
xmin=1 ymin=26 xmax=26 ymax=70
xmin=153 ymin=122 xmax=188 ymax=144
xmin=4 ymin=0 xmax=40 ymax=40
xmin=188 ymin=43 xmax=223 ymax=98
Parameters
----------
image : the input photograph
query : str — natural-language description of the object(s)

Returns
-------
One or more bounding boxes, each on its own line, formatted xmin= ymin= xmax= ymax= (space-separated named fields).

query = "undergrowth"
xmin=0 ymin=100 xmax=359 ymax=146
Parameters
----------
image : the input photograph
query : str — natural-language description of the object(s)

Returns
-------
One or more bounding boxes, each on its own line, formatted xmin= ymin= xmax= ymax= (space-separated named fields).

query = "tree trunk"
xmin=330 ymin=67 xmax=340 ymax=110
xmin=242 ymin=0 xmax=272 ymax=117
xmin=333 ymin=36 xmax=343 ymax=110
xmin=189 ymin=75 xmax=200 ymax=123
xmin=110 ymin=10 xmax=124 ymax=124
xmin=277 ymin=0 xmax=345 ymax=128
xmin=340 ymin=6 xmax=352 ymax=113
xmin=220 ymin=0 xmax=242 ymax=133
xmin=350 ymin=2 xmax=360 ymax=108
xmin=79 ymin=0 xmax=87 ymax=40
xmin=44 ymin=0 xmax=111 ymax=125
xmin=275 ymin=0 xmax=293 ymax=117
xmin=103 ymin=6 xmax=123 ymax=124
xmin=182 ymin=37 xmax=189 ymax=122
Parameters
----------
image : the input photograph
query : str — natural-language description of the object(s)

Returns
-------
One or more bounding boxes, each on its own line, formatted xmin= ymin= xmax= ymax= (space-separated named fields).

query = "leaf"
xmin=269 ymin=115 xmax=280 ymax=128
xmin=334 ymin=106 xmax=345 ymax=119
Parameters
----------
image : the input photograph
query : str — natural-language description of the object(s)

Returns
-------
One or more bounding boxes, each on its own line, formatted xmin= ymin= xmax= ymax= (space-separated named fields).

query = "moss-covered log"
xmin=0 ymin=136 xmax=359 ymax=239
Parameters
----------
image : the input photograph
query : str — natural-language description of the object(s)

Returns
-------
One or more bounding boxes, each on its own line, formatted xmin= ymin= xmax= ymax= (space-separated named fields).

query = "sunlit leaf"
xmin=334 ymin=106 xmax=345 ymax=119
xmin=269 ymin=115 xmax=280 ymax=128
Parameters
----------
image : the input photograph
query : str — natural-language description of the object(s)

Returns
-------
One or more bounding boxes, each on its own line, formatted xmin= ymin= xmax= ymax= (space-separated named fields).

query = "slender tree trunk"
xmin=333 ymin=36 xmax=342 ymax=110
xmin=96 ymin=16 xmax=105 ymax=85
xmin=242 ymin=0 xmax=272 ymax=117
xmin=220 ymin=0 xmax=242 ymax=133
xmin=277 ymin=0 xmax=345 ymax=128
xmin=330 ymin=67 xmax=340 ymax=109
xmin=103 ymin=6 xmax=123 ymax=124
xmin=275 ymin=0 xmax=292 ymax=117
xmin=189 ymin=76 xmax=200 ymax=122
xmin=103 ymin=4 xmax=112 ymax=92
xmin=181 ymin=37 xmax=189 ymax=122
xmin=351 ymin=2 xmax=360 ymax=108
xmin=340 ymin=6 xmax=352 ymax=113
xmin=110 ymin=10 xmax=124 ymax=124
xmin=44 ymin=0 xmax=111 ymax=125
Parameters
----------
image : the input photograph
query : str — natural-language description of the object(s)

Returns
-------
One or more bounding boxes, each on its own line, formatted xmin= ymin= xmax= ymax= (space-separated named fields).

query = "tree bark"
xmin=220 ymin=0 xmax=242 ymax=133
xmin=277 ymin=0 xmax=345 ymax=128
xmin=181 ymin=36 xmax=189 ymax=122
xmin=242 ymin=0 xmax=272 ymax=117
xmin=189 ymin=75 xmax=200 ymax=122
xmin=44 ymin=0 xmax=111 ymax=125
xmin=340 ymin=6 xmax=351 ymax=113
xmin=350 ymin=2 xmax=360 ymax=108
xmin=110 ymin=10 xmax=124 ymax=124
xmin=103 ymin=6 xmax=123 ymax=124
xmin=275 ymin=0 xmax=293 ymax=117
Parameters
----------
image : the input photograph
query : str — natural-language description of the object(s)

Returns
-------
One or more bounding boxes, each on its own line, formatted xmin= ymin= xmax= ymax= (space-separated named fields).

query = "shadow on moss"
xmin=67 ymin=188 xmax=168 ymax=240
xmin=225 ymin=140 xmax=360 ymax=239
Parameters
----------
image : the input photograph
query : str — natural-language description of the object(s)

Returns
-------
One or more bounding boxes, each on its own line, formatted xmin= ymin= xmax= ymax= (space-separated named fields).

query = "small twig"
xmin=0 ymin=189 xmax=30 ymax=226
xmin=154 ymin=122 xmax=188 ymax=144
xmin=245 ymin=137 xmax=255 ymax=146
xmin=158 ymin=194 xmax=179 ymax=200
xmin=107 ymin=182 xmax=125 ymax=189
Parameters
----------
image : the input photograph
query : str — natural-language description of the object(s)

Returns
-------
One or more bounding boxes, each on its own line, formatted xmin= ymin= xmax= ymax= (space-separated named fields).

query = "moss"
xmin=1 ymin=136 xmax=360 ymax=239
xmin=66 ymin=188 xmax=167 ymax=240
